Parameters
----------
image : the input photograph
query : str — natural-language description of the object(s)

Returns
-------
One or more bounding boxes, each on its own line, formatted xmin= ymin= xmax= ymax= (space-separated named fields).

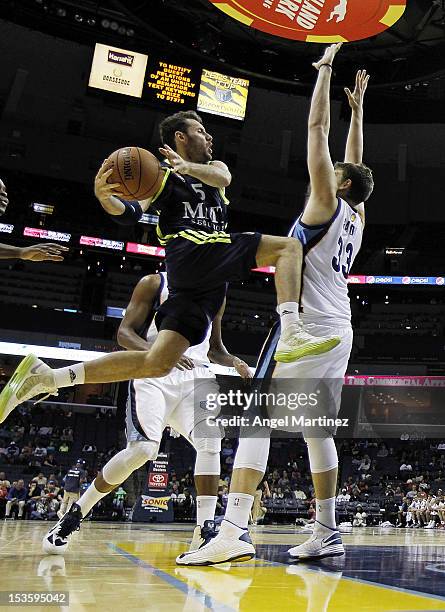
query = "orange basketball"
xmin=106 ymin=147 xmax=163 ymax=201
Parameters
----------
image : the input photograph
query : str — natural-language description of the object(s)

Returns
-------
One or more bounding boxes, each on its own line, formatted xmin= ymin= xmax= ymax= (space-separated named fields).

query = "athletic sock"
xmin=224 ymin=493 xmax=254 ymax=529
xmin=315 ymin=496 xmax=337 ymax=531
xmin=76 ymin=482 xmax=107 ymax=517
xmin=53 ymin=363 xmax=85 ymax=388
xmin=277 ymin=302 xmax=300 ymax=333
xmin=196 ymin=495 xmax=217 ymax=527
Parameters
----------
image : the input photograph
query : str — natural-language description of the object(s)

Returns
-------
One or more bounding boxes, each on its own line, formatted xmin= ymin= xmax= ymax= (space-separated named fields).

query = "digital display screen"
xmin=88 ymin=43 xmax=148 ymax=98
xmin=80 ymin=236 xmax=124 ymax=251
xmin=33 ymin=203 xmax=54 ymax=215
xmin=126 ymin=242 xmax=165 ymax=257
xmin=24 ymin=227 xmax=71 ymax=242
xmin=143 ymin=59 xmax=199 ymax=107
xmin=106 ymin=306 xmax=125 ymax=319
xmin=0 ymin=223 xmax=14 ymax=234
xmin=198 ymin=69 xmax=249 ymax=120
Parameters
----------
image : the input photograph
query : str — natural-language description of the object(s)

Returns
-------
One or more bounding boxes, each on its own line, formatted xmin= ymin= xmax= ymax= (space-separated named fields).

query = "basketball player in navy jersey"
xmin=42 ymin=271 xmax=251 ymax=554
xmin=0 ymin=108 xmax=341 ymax=419
xmin=177 ymin=44 xmax=375 ymax=566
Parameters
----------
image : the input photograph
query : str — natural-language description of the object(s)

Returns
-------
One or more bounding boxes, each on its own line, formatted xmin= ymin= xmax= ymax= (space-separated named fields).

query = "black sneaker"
xmin=42 ymin=503 xmax=83 ymax=555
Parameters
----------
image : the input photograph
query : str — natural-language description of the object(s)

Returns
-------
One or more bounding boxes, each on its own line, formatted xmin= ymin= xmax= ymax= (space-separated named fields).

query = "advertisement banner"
xmin=198 ymin=69 xmax=249 ymax=120
xmin=88 ymin=43 xmax=148 ymax=98
xmin=132 ymin=453 xmax=173 ymax=523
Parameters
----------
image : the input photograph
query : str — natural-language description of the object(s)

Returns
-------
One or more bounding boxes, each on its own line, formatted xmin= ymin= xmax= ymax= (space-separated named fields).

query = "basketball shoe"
xmin=42 ymin=504 xmax=82 ymax=555
xmin=288 ymin=522 xmax=345 ymax=561
xmin=189 ymin=519 xmax=219 ymax=552
xmin=0 ymin=355 xmax=57 ymax=423
xmin=274 ymin=322 xmax=340 ymax=363
xmin=177 ymin=519 xmax=255 ymax=566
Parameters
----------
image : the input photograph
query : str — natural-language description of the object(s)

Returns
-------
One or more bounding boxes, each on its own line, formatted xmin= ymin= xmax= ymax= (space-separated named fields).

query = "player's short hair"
xmin=159 ymin=111 xmax=203 ymax=150
xmin=335 ymin=162 xmax=374 ymax=205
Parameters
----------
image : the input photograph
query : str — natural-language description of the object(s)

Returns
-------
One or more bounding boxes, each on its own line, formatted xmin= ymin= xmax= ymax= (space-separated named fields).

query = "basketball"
xmin=106 ymin=147 xmax=163 ymax=201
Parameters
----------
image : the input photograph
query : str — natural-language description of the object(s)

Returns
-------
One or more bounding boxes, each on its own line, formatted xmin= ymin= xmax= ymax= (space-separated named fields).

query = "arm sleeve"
xmin=111 ymin=200 xmax=144 ymax=226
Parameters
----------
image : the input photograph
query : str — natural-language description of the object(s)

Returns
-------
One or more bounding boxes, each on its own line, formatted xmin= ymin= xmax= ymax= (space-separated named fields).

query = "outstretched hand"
xmin=312 ymin=43 xmax=343 ymax=71
xmin=344 ymin=69 xmax=370 ymax=112
xmin=159 ymin=144 xmax=190 ymax=175
xmin=20 ymin=243 xmax=69 ymax=262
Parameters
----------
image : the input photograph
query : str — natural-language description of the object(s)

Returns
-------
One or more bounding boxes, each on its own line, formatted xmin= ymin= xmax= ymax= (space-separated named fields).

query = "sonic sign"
xmin=208 ymin=0 xmax=406 ymax=42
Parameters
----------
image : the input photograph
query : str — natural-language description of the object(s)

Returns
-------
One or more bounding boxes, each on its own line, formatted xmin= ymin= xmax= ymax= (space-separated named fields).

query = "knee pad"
xmin=102 ymin=440 xmax=159 ymax=486
xmin=304 ymin=436 xmax=338 ymax=474
xmin=193 ymin=437 xmax=221 ymax=476
xmin=233 ymin=436 xmax=270 ymax=474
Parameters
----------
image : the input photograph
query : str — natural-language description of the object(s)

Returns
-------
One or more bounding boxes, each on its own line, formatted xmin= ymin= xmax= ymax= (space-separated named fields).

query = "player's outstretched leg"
xmin=0 ymin=330 xmax=189 ymax=422
xmin=42 ymin=441 xmax=158 ymax=554
xmin=254 ymin=235 xmax=341 ymax=362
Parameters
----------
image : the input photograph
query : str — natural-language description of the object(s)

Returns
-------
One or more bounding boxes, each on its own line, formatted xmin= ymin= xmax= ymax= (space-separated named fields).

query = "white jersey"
xmin=143 ymin=272 xmax=211 ymax=364
xmin=291 ymin=198 xmax=363 ymax=326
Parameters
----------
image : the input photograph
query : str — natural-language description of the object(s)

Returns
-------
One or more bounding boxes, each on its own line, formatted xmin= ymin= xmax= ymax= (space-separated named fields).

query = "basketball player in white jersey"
xmin=42 ymin=271 xmax=251 ymax=555
xmin=177 ymin=44 xmax=374 ymax=565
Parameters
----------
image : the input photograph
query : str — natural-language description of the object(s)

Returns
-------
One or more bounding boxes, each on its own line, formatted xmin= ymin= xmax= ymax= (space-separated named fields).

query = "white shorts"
xmin=126 ymin=365 xmax=220 ymax=445
xmin=253 ymin=320 xmax=353 ymax=435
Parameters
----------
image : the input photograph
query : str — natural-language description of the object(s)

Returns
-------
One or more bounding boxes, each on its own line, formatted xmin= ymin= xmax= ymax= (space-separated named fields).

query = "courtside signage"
xmin=208 ymin=0 xmax=406 ymax=43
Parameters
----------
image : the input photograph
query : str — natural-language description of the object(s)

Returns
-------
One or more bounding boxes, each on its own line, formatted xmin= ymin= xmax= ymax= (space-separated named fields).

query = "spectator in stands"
xmin=33 ymin=443 xmax=48 ymax=465
xmin=170 ymin=483 xmax=180 ymax=499
xmin=406 ymin=483 xmax=418 ymax=500
xmin=293 ymin=486 xmax=307 ymax=501
xmin=400 ymin=461 xmax=413 ymax=473
xmin=6 ymin=441 xmax=20 ymax=463
xmin=0 ymin=479 xmax=9 ymax=517
xmin=278 ymin=470 xmax=290 ymax=488
xmin=61 ymin=427 xmax=73 ymax=442
xmin=59 ymin=442 xmax=69 ymax=453
xmin=179 ymin=489 xmax=195 ymax=519
xmin=19 ymin=443 xmax=33 ymax=464
xmin=397 ymin=497 xmax=409 ymax=527
xmin=58 ymin=460 xmax=86 ymax=518
xmin=353 ymin=505 xmax=367 ymax=527
xmin=43 ymin=454 xmax=57 ymax=468
xmin=0 ymin=472 xmax=10 ymax=487
xmin=357 ymin=454 xmax=371 ymax=474
xmin=5 ymin=479 xmax=26 ymax=519
xmin=337 ymin=488 xmax=351 ymax=503
xmin=376 ymin=443 xmax=389 ymax=458
xmin=33 ymin=473 xmax=47 ymax=488
xmin=26 ymin=480 xmax=43 ymax=517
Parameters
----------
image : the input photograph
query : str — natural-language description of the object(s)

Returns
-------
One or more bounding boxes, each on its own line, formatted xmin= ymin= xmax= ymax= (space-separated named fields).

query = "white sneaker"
xmin=0 ymin=355 xmax=57 ymax=423
xmin=176 ymin=520 xmax=255 ymax=566
xmin=288 ymin=524 xmax=345 ymax=561
xmin=274 ymin=322 xmax=340 ymax=363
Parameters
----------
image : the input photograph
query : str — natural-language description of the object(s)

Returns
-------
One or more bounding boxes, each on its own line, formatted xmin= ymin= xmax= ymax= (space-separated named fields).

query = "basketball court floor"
xmin=1 ymin=522 xmax=445 ymax=611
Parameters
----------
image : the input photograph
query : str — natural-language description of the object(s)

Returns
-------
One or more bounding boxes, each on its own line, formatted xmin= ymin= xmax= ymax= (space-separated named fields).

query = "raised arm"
xmin=344 ymin=70 xmax=370 ymax=164
xmin=208 ymin=298 xmax=252 ymax=379
xmin=344 ymin=70 xmax=370 ymax=224
xmin=159 ymin=145 xmax=231 ymax=188
xmin=301 ymin=44 xmax=342 ymax=226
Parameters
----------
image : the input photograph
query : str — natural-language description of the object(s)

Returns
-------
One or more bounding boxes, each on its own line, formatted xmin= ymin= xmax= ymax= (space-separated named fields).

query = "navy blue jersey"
xmin=151 ymin=162 xmax=230 ymax=246
xmin=63 ymin=468 xmax=86 ymax=493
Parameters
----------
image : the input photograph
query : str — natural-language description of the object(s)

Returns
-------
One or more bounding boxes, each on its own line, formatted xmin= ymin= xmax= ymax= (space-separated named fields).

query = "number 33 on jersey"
xmin=291 ymin=198 xmax=363 ymax=324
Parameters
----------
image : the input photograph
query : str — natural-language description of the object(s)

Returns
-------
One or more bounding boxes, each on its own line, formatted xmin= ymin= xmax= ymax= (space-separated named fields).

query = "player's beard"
xmin=187 ymin=140 xmax=211 ymax=164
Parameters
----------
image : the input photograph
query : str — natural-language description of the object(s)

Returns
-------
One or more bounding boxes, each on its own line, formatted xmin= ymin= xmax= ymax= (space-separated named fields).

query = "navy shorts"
xmin=155 ymin=231 xmax=261 ymax=346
